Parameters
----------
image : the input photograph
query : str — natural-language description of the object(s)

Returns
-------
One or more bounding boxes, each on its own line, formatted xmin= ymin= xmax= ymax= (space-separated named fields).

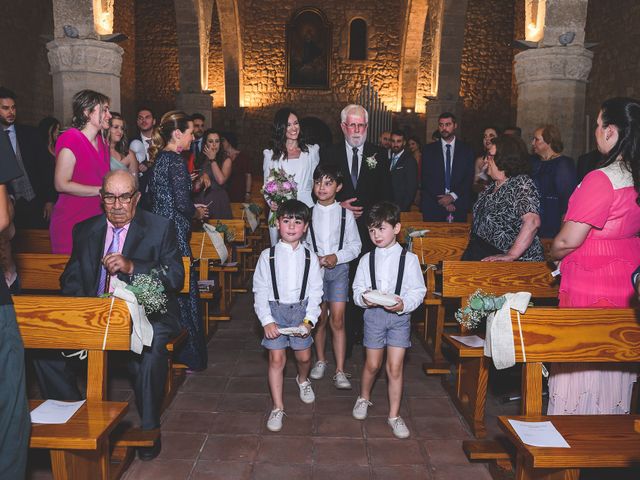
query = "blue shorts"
xmin=322 ymin=263 xmax=349 ymax=303
xmin=363 ymin=308 xmax=411 ymax=349
xmin=262 ymin=299 xmax=313 ymax=351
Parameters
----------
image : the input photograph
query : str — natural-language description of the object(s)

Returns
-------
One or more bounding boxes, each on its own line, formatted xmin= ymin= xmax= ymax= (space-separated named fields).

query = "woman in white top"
xmin=263 ymin=108 xmax=320 ymax=245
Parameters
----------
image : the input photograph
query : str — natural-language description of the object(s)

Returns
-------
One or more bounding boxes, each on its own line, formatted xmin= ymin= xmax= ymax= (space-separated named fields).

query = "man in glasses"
xmin=33 ymin=169 xmax=184 ymax=461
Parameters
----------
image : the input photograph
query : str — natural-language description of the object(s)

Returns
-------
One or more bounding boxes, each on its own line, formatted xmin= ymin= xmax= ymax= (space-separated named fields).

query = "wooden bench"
xmin=399 ymin=221 xmax=471 ymax=243
xmin=13 ymin=228 xmax=51 ymax=253
xmin=400 ymin=211 xmax=423 ymax=222
xmin=16 ymin=295 xmax=131 ymax=479
xmin=466 ymin=307 xmax=640 ymax=479
xmin=205 ymin=218 xmax=254 ymax=289
xmin=15 ymin=253 xmax=190 ymax=410
xmin=428 ymin=260 xmax=558 ymax=438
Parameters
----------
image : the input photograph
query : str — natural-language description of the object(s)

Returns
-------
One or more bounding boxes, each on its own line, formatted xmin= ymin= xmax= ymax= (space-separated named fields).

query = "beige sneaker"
xmin=388 ymin=416 xmax=410 ymax=439
xmin=352 ymin=396 xmax=372 ymax=420
xmin=310 ymin=361 xmax=328 ymax=380
xmin=296 ymin=376 xmax=315 ymax=404
xmin=333 ymin=371 xmax=352 ymax=390
xmin=267 ymin=408 xmax=285 ymax=432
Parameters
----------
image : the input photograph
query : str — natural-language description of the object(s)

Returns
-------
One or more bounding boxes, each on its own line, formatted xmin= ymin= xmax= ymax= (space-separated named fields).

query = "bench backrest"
xmin=400 ymin=211 xmax=423 ymax=222
xmin=13 ymin=229 xmax=51 ymax=253
xmin=205 ymin=218 xmax=246 ymax=243
xmin=442 ymin=261 xmax=558 ymax=299
xmin=409 ymin=235 xmax=468 ymax=265
xmin=15 ymin=253 xmax=191 ymax=294
xmin=508 ymin=307 xmax=640 ymax=415
xmin=14 ymin=295 xmax=130 ymax=400
xmin=190 ymin=231 xmax=230 ymax=261
xmin=399 ymin=222 xmax=471 ymax=242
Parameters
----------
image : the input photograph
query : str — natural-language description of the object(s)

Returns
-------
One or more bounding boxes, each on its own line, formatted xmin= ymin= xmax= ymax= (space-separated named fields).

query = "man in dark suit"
xmin=0 ymin=86 xmax=55 ymax=228
xmin=389 ymin=130 xmax=418 ymax=211
xmin=320 ymin=104 xmax=391 ymax=355
xmin=33 ymin=170 xmax=184 ymax=461
xmin=420 ymin=112 xmax=474 ymax=222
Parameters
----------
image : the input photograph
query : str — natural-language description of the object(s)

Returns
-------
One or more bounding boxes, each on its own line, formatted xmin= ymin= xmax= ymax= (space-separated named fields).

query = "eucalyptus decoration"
xmin=455 ymin=289 xmax=505 ymax=330
xmin=214 ymin=221 xmax=236 ymax=242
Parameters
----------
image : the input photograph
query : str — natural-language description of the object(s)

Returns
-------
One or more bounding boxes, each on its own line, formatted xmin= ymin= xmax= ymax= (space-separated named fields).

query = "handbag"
xmin=462 ymin=233 xmax=502 ymax=261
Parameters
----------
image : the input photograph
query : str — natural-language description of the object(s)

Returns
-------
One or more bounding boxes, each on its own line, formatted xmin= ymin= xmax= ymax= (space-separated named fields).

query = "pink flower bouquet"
xmin=261 ymin=168 xmax=298 ymax=226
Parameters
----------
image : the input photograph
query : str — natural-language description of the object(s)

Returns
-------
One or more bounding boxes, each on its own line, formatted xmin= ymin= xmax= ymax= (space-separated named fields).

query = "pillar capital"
xmin=514 ymin=46 xmax=593 ymax=85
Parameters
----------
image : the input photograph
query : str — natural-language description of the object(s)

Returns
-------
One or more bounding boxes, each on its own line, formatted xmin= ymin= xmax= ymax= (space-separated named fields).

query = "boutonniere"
xmin=365 ymin=153 xmax=378 ymax=169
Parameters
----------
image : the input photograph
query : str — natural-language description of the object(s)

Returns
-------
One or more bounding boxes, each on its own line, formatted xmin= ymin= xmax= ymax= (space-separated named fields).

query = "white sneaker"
xmin=296 ymin=376 xmax=315 ymax=404
xmin=352 ymin=396 xmax=372 ymax=420
xmin=388 ymin=416 xmax=410 ymax=439
xmin=267 ymin=408 xmax=285 ymax=432
xmin=333 ymin=371 xmax=352 ymax=390
xmin=310 ymin=361 xmax=328 ymax=380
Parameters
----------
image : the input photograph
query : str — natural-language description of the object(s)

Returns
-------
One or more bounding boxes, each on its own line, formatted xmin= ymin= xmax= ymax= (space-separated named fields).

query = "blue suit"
xmin=420 ymin=139 xmax=474 ymax=222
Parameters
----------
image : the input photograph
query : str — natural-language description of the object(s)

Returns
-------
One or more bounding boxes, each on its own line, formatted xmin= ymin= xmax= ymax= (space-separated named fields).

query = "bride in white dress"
xmin=263 ymin=108 xmax=319 ymax=245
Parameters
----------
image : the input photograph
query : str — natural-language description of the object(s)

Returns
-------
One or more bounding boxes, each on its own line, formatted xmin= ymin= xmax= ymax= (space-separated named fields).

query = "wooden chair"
xmin=466 ymin=307 xmax=640 ymax=479
xmin=430 ymin=260 xmax=558 ymax=438
xmin=16 ymin=295 xmax=130 ymax=480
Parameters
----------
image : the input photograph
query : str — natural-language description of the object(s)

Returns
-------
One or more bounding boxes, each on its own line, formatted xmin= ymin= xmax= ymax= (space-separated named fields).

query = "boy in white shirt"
xmin=307 ymin=165 xmax=362 ymax=389
xmin=351 ymin=202 xmax=426 ymax=438
xmin=253 ymin=200 xmax=323 ymax=432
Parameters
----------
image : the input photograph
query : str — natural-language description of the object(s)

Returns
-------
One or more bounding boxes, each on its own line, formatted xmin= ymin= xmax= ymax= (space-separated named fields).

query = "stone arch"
xmin=398 ymin=0 xmax=429 ymax=112
xmin=348 ymin=17 xmax=367 ymax=60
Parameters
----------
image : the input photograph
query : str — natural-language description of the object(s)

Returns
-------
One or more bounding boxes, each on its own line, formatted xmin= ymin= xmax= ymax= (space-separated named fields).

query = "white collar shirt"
xmin=353 ymin=242 xmax=426 ymax=315
xmin=253 ymin=240 xmax=323 ymax=327
xmin=306 ymin=201 xmax=361 ymax=264
xmin=345 ymin=141 xmax=364 ymax=178
xmin=4 ymin=124 xmax=16 ymax=152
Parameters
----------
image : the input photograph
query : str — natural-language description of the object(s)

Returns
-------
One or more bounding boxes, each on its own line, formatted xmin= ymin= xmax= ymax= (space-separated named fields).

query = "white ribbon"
xmin=243 ymin=203 xmax=259 ymax=232
xmin=203 ymin=223 xmax=228 ymax=264
xmin=484 ymin=292 xmax=531 ymax=370
xmin=111 ymin=277 xmax=154 ymax=354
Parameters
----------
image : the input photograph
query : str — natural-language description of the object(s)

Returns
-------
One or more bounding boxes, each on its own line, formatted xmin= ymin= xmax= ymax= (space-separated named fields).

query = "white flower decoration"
xmin=365 ymin=153 xmax=378 ymax=169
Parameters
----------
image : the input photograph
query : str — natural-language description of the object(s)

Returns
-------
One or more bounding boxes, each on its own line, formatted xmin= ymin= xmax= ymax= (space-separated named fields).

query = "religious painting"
xmin=286 ymin=8 xmax=331 ymax=90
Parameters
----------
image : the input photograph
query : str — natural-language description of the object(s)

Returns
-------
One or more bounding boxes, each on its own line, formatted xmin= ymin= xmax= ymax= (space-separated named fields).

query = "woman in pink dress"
xmin=50 ymin=90 xmax=111 ymax=254
xmin=548 ymin=97 xmax=640 ymax=414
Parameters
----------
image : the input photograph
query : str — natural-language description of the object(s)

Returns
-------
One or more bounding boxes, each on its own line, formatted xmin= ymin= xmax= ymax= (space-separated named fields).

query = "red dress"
xmin=547 ymin=161 xmax=640 ymax=414
xmin=50 ymin=128 xmax=109 ymax=254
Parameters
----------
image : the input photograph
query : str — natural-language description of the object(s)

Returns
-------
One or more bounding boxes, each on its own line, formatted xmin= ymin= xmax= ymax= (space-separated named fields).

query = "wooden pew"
xmin=13 ymin=228 xmax=51 ymax=253
xmin=16 ymin=295 xmax=130 ymax=480
xmin=15 ymin=253 xmax=190 ymax=411
xmin=468 ymin=307 xmax=640 ymax=479
xmin=400 ymin=211 xmax=423 ymax=222
xmin=399 ymin=221 xmax=471 ymax=243
xmin=205 ymin=218 xmax=254 ymax=289
xmin=428 ymin=260 xmax=558 ymax=438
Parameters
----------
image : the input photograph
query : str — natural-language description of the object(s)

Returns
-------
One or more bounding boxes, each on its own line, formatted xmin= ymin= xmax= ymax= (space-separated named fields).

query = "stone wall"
xmin=134 ymin=0 xmax=180 ymax=119
xmin=207 ymin=0 xmax=226 ymax=108
xmin=585 ymin=0 xmax=640 ymax=152
xmin=0 ymin=0 xmax=53 ymax=126
xmin=114 ymin=0 xmax=136 ymax=128
xmin=459 ymin=0 xmax=516 ymax=153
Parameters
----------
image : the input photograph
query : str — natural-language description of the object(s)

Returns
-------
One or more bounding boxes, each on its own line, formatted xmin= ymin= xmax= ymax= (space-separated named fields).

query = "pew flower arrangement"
xmin=213 ymin=221 xmax=236 ymax=242
xmin=455 ymin=289 xmax=505 ymax=330
xmin=126 ymin=268 xmax=169 ymax=315
xmin=261 ymin=168 xmax=298 ymax=226
xmin=245 ymin=203 xmax=262 ymax=216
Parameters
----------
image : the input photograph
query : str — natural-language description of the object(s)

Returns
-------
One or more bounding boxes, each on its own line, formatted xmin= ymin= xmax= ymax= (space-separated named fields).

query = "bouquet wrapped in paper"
xmin=261 ymin=168 xmax=298 ymax=226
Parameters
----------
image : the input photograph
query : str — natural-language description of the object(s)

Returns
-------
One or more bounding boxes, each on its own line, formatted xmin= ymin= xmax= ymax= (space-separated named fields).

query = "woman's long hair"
xmin=198 ymin=128 xmax=226 ymax=170
xmin=599 ymin=97 xmax=640 ymax=204
xmin=270 ymin=107 xmax=308 ymax=161
xmin=108 ymin=112 xmax=129 ymax=157
xmin=148 ymin=110 xmax=191 ymax=163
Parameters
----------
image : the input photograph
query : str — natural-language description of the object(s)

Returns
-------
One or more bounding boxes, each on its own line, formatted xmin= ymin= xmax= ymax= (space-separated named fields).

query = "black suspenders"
xmin=369 ymin=247 xmax=407 ymax=295
xmin=269 ymin=246 xmax=311 ymax=302
xmin=309 ymin=207 xmax=346 ymax=253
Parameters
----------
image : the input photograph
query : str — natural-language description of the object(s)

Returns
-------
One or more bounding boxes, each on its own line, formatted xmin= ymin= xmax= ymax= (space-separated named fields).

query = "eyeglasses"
xmin=101 ymin=191 xmax=138 ymax=205
xmin=343 ymin=122 xmax=367 ymax=131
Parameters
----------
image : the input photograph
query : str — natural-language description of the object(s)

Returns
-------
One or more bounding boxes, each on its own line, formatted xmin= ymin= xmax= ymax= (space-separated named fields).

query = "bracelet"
xmin=303 ymin=319 xmax=313 ymax=326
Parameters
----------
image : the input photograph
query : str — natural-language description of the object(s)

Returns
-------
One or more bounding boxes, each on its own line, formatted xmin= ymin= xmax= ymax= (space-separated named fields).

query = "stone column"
xmin=47 ymin=39 xmax=124 ymax=125
xmin=176 ymin=92 xmax=213 ymax=127
xmin=514 ymin=47 xmax=592 ymax=160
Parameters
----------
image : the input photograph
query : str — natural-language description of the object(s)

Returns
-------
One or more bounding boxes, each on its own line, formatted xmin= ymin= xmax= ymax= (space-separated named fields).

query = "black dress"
xmin=150 ymin=150 xmax=207 ymax=370
xmin=470 ymin=175 xmax=544 ymax=261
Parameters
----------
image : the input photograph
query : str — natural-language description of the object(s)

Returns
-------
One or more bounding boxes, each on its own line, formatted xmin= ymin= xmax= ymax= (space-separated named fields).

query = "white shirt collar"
xmin=315 ymin=201 xmax=339 ymax=211
xmin=345 ymin=141 xmax=363 ymax=153
xmin=376 ymin=241 xmax=401 ymax=256
xmin=278 ymin=239 xmax=303 ymax=252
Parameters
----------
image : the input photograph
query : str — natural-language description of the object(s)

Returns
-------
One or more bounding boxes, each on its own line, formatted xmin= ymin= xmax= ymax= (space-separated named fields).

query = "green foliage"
xmin=455 ymin=289 xmax=505 ymax=330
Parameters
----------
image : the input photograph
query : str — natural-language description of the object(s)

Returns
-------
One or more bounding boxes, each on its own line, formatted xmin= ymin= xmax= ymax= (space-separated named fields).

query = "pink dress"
xmin=547 ymin=161 xmax=640 ymax=415
xmin=50 ymin=128 xmax=109 ymax=254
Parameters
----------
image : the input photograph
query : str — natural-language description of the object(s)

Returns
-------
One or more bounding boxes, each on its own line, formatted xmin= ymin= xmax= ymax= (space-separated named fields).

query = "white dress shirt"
xmin=346 ymin=142 xmax=364 ymax=178
xmin=440 ymin=137 xmax=458 ymax=200
xmin=253 ymin=241 xmax=323 ymax=327
xmin=305 ymin=201 xmax=361 ymax=265
xmin=353 ymin=242 xmax=426 ymax=315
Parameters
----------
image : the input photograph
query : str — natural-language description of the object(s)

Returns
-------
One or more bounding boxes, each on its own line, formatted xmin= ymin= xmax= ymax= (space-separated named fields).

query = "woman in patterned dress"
xmin=548 ymin=97 xmax=640 ymax=414
xmin=462 ymin=135 xmax=544 ymax=262
xmin=148 ymin=111 xmax=209 ymax=371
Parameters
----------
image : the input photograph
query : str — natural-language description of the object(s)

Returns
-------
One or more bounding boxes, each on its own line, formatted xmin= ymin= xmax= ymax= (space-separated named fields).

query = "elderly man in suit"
xmin=420 ymin=112 xmax=474 ymax=222
xmin=389 ymin=130 xmax=418 ymax=212
xmin=320 ymin=104 xmax=391 ymax=355
xmin=0 ymin=87 xmax=55 ymax=228
xmin=33 ymin=169 xmax=184 ymax=461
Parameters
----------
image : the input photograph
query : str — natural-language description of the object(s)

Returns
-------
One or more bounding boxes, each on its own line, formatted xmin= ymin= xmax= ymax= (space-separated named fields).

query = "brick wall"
xmin=113 ymin=0 xmax=136 ymax=129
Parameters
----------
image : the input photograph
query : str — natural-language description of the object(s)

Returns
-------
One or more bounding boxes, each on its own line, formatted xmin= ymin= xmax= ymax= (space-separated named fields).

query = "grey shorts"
xmin=262 ymin=299 xmax=313 ymax=351
xmin=322 ymin=263 xmax=349 ymax=303
xmin=363 ymin=308 xmax=411 ymax=349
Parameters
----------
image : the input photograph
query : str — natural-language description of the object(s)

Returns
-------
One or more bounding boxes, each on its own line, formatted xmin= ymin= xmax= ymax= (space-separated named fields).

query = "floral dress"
xmin=150 ymin=150 xmax=207 ymax=370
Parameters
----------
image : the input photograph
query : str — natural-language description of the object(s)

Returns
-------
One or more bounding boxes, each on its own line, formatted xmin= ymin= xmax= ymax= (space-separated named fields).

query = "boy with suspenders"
xmin=307 ymin=165 xmax=361 ymax=389
xmin=253 ymin=200 xmax=323 ymax=432
xmin=351 ymin=202 xmax=426 ymax=438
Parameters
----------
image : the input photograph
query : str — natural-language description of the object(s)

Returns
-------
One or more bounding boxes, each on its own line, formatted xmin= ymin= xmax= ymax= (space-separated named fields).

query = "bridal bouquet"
xmin=261 ymin=168 xmax=298 ymax=226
